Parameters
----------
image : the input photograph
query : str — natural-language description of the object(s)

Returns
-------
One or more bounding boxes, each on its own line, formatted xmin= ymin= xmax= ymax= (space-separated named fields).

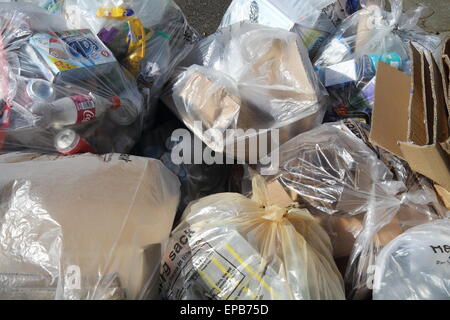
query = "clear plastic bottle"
xmin=32 ymin=93 xmax=119 ymax=128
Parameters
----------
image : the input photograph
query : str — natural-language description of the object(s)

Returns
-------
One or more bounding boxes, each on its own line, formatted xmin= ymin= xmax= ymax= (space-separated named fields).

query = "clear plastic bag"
xmin=4 ymin=0 xmax=65 ymax=14
xmin=270 ymin=121 xmax=446 ymax=299
xmin=167 ymin=22 xmax=326 ymax=153
xmin=0 ymin=152 xmax=181 ymax=300
xmin=373 ymin=219 xmax=450 ymax=300
xmin=276 ymin=121 xmax=393 ymax=217
xmin=313 ymin=0 xmax=442 ymax=121
xmin=219 ymin=0 xmax=338 ymax=58
xmin=321 ymin=0 xmax=365 ymax=27
xmin=0 ymin=3 xmax=144 ymax=154
xmin=133 ymin=105 xmax=234 ymax=219
xmin=160 ymin=175 xmax=345 ymax=300
xmin=62 ymin=0 xmax=199 ymax=102
xmin=345 ymin=176 xmax=446 ymax=300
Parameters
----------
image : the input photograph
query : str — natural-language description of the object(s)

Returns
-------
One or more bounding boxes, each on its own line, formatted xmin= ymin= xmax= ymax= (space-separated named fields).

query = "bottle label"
xmin=71 ymin=95 xmax=96 ymax=123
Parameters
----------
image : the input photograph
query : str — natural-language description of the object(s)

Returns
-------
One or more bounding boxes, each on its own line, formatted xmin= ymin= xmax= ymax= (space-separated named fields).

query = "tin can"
xmin=55 ymin=129 xmax=96 ymax=155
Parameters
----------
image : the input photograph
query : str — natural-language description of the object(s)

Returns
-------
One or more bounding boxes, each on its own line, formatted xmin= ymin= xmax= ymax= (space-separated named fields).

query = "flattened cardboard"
xmin=400 ymin=46 xmax=450 ymax=190
xmin=370 ymin=62 xmax=409 ymax=158
xmin=399 ymin=142 xmax=450 ymax=190
xmin=435 ymin=184 xmax=450 ymax=210
xmin=370 ymin=45 xmax=450 ymax=191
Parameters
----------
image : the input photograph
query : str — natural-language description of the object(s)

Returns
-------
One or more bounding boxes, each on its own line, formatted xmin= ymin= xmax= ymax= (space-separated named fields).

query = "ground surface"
xmin=175 ymin=0 xmax=450 ymax=36
xmin=175 ymin=0 xmax=232 ymax=36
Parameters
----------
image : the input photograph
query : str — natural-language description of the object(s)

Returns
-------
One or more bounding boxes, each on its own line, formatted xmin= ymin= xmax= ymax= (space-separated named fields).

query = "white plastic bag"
xmin=373 ymin=219 xmax=450 ymax=300
xmin=0 ymin=152 xmax=181 ymax=300
xmin=160 ymin=176 xmax=345 ymax=300
xmin=219 ymin=0 xmax=337 ymax=58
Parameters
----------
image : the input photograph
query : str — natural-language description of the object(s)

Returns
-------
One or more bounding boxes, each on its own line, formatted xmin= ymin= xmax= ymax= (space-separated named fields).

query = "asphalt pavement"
xmin=175 ymin=0 xmax=449 ymax=37
xmin=175 ymin=0 xmax=232 ymax=36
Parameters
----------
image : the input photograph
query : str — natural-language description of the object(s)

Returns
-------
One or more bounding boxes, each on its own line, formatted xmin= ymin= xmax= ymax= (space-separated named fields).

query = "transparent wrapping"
xmin=276 ymin=121 xmax=393 ymax=216
xmin=373 ymin=219 xmax=450 ymax=300
xmin=219 ymin=0 xmax=338 ymax=58
xmin=62 ymin=0 xmax=199 ymax=105
xmin=270 ymin=121 xmax=446 ymax=299
xmin=313 ymin=0 xmax=441 ymax=121
xmin=167 ymin=22 xmax=326 ymax=152
xmin=0 ymin=3 xmax=144 ymax=154
xmin=160 ymin=176 xmax=345 ymax=300
xmin=134 ymin=105 xmax=233 ymax=219
xmin=3 ymin=0 xmax=65 ymax=14
xmin=345 ymin=176 xmax=445 ymax=300
xmin=0 ymin=153 xmax=181 ymax=300
xmin=321 ymin=0 xmax=364 ymax=26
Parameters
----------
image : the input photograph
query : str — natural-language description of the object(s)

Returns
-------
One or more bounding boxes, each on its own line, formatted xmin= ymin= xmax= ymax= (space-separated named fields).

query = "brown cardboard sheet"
xmin=370 ymin=46 xmax=450 ymax=191
xmin=370 ymin=62 xmax=409 ymax=158
xmin=435 ymin=184 xmax=450 ymax=209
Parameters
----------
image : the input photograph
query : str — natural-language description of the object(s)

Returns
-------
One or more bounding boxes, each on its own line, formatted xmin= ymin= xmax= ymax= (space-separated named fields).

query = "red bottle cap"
xmin=111 ymin=96 xmax=122 ymax=110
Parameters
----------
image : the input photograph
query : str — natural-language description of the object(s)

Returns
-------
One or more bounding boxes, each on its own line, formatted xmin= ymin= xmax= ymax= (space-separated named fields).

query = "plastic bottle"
xmin=26 ymin=79 xmax=55 ymax=103
xmin=32 ymin=93 xmax=120 ymax=128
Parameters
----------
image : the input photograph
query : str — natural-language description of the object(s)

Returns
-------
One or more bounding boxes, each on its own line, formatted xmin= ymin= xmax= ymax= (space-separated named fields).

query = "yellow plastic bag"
xmin=160 ymin=176 xmax=345 ymax=300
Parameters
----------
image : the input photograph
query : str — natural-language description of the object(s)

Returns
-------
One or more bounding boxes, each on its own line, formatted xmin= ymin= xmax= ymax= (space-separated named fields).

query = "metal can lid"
xmin=27 ymin=80 xmax=54 ymax=102
xmin=55 ymin=129 xmax=80 ymax=154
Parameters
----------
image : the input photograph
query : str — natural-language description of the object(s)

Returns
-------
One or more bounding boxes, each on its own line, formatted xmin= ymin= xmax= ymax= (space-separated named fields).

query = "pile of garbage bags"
xmin=0 ymin=0 xmax=449 ymax=301
xmin=314 ymin=0 xmax=441 ymax=122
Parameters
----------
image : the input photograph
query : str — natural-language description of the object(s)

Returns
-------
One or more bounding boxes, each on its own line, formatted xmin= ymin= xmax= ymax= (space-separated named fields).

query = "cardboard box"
xmin=0 ymin=153 xmax=180 ymax=300
xmin=178 ymin=70 xmax=242 ymax=132
xmin=29 ymin=29 xmax=118 ymax=83
xmin=370 ymin=42 xmax=450 ymax=191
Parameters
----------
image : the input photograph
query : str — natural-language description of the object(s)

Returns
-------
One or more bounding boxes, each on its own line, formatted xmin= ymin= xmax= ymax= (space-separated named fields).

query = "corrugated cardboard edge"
xmin=421 ymin=50 xmax=434 ymax=145
xmin=445 ymin=55 xmax=450 ymax=108
xmin=408 ymin=44 xmax=428 ymax=145
xmin=428 ymin=51 xmax=449 ymax=144
xmin=443 ymin=36 xmax=450 ymax=123
xmin=435 ymin=184 xmax=450 ymax=210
